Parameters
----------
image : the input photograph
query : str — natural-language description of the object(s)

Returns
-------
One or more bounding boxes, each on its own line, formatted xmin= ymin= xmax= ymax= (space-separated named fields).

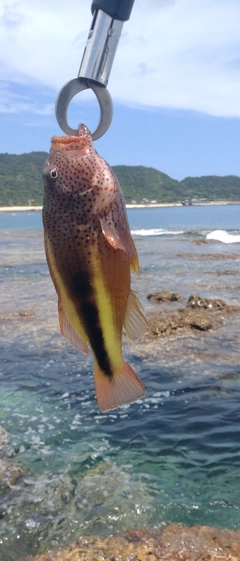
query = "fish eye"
xmin=49 ymin=168 xmax=58 ymax=180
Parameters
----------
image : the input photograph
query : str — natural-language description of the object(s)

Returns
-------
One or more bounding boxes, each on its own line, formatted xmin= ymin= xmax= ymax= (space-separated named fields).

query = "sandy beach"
xmin=0 ymin=204 xmax=180 ymax=212
xmin=0 ymin=206 xmax=43 ymax=212
xmin=0 ymin=201 xmax=239 ymax=212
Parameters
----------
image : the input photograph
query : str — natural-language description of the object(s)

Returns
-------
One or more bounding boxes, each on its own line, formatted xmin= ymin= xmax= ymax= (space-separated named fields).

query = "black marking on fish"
xmin=82 ymin=300 xmax=113 ymax=377
xmin=70 ymin=270 xmax=113 ymax=378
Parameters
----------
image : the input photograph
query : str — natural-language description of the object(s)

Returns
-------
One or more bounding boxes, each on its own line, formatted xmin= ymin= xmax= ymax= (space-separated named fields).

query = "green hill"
xmin=0 ymin=152 xmax=239 ymax=206
xmin=0 ymin=152 xmax=47 ymax=206
xmin=181 ymin=175 xmax=240 ymax=202
xmin=113 ymin=165 xmax=181 ymax=203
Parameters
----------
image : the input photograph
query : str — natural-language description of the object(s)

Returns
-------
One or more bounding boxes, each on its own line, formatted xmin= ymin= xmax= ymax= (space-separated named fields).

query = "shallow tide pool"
xmin=1 ymin=210 xmax=240 ymax=559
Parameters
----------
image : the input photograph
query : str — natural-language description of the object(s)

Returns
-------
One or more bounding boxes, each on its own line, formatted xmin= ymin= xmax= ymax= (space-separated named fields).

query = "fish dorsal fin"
xmin=99 ymin=216 xmax=140 ymax=273
xmin=58 ymin=300 xmax=88 ymax=356
xmin=94 ymin=359 xmax=145 ymax=412
xmin=124 ymin=290 xmax=148 ymax=340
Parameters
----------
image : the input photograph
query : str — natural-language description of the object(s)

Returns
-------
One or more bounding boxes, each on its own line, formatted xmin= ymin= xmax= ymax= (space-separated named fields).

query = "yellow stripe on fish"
xmin=91 ymin=252 xmax=122 ymax=370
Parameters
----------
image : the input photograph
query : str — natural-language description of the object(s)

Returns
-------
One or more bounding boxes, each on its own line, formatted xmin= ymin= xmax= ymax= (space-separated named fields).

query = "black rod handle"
xmin=91 ymin=0 xmax=135 ymax=21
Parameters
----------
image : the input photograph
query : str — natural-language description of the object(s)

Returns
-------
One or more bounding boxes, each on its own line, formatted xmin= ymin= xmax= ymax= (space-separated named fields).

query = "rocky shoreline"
xmin=1 ymin=287 xmax=240 ymax=561
xmin=1 ymin=233 xmax=240 ymax=561
xmin=145 ymin=292 xmax=240 ymax=338
xmin=22 ymin=524 xmax=240 ymax=560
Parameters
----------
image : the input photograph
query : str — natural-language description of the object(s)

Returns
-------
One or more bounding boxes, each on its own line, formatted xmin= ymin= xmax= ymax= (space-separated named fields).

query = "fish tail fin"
xmin=94 ymin=361 xmax=145 ymax=413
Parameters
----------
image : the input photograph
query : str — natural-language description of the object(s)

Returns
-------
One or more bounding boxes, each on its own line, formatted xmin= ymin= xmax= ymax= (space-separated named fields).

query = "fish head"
xmin=42 ymin=124 xmax=97 ymax=197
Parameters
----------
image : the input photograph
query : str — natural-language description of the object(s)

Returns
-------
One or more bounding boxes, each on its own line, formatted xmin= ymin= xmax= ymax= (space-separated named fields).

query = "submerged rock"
xmin=0 ymin=458 xmax=25 ymax=489
xmin=146 ymin=294 xmax=240 ymax=337
xmin=192 ymin=239 xmax=208 ymax=245
xmin=147 ymin=291 xmax=184 ymax=303
xmin=0 ymin=426 xmax=26 ymax=489
xmin=0 ymin=426 xmax=10 ymax=452
xmin=187 ymin=295 xmax=228 ymax=310
xmin=215 ymin=269 xmax=238 ymax=276
xmin=23 ymin=523 xmax=240 ymax=560
xmin=177 ymin=252 xmax=240 ymax=260
xmin=146 ymin=308 xmax=220 ymax=336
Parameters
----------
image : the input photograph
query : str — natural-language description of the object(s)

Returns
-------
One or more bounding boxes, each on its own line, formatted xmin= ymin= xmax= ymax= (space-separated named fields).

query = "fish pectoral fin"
xmin=124 ymin=290 xmax=148 ymax=340
xmin=94 ymin=361 xmax=145 ymax=412
xmin=58 ymin=300 xmax=88 ymax=356
xmin=92 ymin=161 xmax=117 ymax=214
xmin=99 ymin=216 xmax=140 ymax=273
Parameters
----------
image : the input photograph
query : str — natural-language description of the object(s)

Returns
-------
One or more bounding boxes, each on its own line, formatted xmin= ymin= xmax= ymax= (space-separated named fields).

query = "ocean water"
xmin=0 ymin=206 xmax=240 ymax=560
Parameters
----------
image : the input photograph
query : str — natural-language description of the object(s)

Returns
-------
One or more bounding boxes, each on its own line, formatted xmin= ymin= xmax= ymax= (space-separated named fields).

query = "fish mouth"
xmin=51 ymin=124 xmax=92 ymax=156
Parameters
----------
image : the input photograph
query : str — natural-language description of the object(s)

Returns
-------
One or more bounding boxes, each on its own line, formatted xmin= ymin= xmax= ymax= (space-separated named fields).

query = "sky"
xmin=0 ymin=0 xmax=240 ymax=180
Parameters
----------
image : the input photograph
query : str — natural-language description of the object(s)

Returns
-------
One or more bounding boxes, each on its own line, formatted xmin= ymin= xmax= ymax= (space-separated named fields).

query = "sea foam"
xmin=131 ymin=228 xmax=184 ymax=237
xmin=207 ymin=230 xmax=240 ymax=244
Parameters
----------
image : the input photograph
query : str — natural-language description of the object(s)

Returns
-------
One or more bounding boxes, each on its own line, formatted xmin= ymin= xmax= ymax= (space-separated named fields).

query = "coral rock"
xmin=23 ymin=523 xmax=240 ymax=561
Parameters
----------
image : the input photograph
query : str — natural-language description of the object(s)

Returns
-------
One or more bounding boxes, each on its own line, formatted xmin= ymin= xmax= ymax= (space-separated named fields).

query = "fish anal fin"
xmin=124 ymin=290 xmax=148 ymax=340
xmin=58 ymin=300 xmax=88 ymax=356
xmin=100 ymin=216 xmax=140 ymax=273
xmin=94 ymin=361 xmax=145 ymax=412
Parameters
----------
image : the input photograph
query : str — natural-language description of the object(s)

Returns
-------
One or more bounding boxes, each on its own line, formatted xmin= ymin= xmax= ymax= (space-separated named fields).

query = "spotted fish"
xmin=42 ymin=124 xmax=147 ymax=412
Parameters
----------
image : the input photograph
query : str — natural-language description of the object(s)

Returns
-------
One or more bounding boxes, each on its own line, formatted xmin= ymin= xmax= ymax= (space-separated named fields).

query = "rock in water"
xmin=22 ymin=523 xmax=240 ymax=560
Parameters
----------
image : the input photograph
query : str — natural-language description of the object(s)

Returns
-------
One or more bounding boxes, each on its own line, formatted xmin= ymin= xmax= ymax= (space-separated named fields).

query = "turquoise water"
xmin=0 ymin=206 xmax=240 ymax=560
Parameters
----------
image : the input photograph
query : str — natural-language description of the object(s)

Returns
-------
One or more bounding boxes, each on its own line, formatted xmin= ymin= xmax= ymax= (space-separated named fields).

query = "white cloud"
xmin=0 ymin=0 xmax=240 ymax=117
xmin=0 ymin=83 xmax=54 ymax=115
xmin=1 ymin=2 xmax=26 ymax=33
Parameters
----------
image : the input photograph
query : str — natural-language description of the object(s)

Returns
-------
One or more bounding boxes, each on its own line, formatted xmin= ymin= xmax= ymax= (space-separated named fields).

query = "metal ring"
xmin=55 ymin=78 xmax=113 ymax=140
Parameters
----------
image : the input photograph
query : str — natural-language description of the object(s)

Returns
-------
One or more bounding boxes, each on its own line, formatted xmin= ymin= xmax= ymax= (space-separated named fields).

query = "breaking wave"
xmin=207 ymin=230 xmax=240 ymax=244
xmin=131 ymin=228 xmax=184 ymax=237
